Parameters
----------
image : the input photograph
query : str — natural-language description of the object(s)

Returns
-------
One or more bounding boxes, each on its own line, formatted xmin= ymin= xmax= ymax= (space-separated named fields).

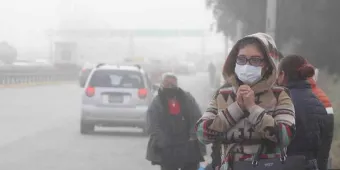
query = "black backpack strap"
xmin=211 ymin=141 xmax=222 ymax=169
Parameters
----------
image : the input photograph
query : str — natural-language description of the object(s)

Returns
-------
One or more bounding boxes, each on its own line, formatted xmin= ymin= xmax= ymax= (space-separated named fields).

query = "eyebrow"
xmin=237 ymin=55 xmax=264 ymax=58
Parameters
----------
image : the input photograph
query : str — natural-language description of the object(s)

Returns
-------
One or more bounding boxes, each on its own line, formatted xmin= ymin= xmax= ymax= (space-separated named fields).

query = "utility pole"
xmin=235 ymin=20 xmax=244 ymax=40
xmin=266 ymin=0 xmax=278 ymax=39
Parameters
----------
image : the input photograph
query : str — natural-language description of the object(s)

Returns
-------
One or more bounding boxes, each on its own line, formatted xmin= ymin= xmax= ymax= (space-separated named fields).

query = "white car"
xmin=80 ymin=63 xmax=158 ymax=134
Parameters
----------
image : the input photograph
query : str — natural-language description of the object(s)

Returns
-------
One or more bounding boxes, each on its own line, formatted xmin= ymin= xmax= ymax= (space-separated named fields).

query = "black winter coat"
xmin=286 ymin=81 xmax=328 ymax=161
xmin=145 ymin=89 xmax=206 ymax=165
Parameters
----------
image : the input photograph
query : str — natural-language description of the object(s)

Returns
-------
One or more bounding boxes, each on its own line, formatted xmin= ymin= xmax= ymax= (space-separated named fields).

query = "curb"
xmin=0 ymin=81 xmax=76 ymax=88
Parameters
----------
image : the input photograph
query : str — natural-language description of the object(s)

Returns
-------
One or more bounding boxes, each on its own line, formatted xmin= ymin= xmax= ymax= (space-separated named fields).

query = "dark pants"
xmin=160 ymin=163 xmax=199 ymax=170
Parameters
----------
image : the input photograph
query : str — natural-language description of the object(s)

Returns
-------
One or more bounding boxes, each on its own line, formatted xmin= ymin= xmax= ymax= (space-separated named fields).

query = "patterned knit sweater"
xmin=195 ymin=33 xmax=296 ymax=170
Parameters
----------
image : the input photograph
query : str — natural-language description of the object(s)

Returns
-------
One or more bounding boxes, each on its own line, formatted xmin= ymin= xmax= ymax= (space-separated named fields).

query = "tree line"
xmin=207 ymin=0 xmax=340 ymax=75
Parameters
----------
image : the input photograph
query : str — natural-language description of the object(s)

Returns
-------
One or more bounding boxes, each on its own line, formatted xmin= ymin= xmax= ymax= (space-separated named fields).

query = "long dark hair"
xmin=279 ymin=54 xmax=315 ymax=82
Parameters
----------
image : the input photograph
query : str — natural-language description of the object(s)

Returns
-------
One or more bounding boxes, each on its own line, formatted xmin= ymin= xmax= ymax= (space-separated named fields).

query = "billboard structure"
xmin=47 ymin=29 xmax=210 ymax=65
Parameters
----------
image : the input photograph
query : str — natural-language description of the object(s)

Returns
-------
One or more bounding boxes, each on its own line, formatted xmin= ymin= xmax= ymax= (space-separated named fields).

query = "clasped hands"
xmin=236 ymin=85 xmax=256 ymax=111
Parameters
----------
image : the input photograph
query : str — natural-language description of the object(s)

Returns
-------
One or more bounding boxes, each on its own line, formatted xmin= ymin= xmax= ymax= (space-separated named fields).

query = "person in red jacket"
xmin=308 ymin=77 xmax=334 ymax=170
xmin=308 ymin=78 xmax=333 ymax=113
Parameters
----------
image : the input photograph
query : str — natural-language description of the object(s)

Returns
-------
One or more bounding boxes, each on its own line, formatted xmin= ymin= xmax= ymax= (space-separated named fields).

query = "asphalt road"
xmin=0 ymin=72 xmax=211 ymax=170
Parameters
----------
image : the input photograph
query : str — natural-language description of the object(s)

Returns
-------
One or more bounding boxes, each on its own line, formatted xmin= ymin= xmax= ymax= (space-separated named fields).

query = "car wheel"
xmin=80 ymin=120 xmax=95 ymax=134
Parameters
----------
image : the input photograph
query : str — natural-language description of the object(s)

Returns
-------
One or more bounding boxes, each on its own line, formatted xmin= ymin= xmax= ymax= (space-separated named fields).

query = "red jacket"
xmin=308 ymin=78 xmax=333 ymax=114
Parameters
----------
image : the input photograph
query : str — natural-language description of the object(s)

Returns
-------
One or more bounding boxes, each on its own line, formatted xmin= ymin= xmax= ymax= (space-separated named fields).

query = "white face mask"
xmin=235 ymin=64 xmax=263 ymax=85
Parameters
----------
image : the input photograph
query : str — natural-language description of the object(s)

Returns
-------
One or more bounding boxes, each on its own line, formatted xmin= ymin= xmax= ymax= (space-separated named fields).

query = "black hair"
xmin=279 ymin=54 xmax=315 ymax=81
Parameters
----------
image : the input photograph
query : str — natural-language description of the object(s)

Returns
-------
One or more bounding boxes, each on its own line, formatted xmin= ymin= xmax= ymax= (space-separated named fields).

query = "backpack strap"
xmin=211 ymin=140 xmax=222 ymax=169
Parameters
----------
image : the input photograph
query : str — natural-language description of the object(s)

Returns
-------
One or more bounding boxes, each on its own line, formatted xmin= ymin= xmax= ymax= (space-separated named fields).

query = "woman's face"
xmin=236 ymin=44 xmax=267 ymax=69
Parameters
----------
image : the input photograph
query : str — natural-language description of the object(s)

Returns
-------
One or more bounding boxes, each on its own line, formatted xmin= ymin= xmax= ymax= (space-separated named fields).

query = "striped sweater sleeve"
xmin=195 ymin=90 xmax=245 ymax=144
xmin=246 ymin=88 xmax=295 ymax=146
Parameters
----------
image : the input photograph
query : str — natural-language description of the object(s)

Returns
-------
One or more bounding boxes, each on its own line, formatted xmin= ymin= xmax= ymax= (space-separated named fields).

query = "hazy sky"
xmin=0 ymin=0 xmax=216 ymax=58
xmin=0 ymin=0 xmax=59 ymax=57
xmin=58 ymin=0 xmax=213 ymax=29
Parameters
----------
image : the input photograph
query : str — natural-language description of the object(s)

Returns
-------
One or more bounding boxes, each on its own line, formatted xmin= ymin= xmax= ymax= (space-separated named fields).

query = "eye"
xmin=236 ymin=55 xmax=247 ymax=65
xmin=249 ymin=57 xmax=264 ymax=66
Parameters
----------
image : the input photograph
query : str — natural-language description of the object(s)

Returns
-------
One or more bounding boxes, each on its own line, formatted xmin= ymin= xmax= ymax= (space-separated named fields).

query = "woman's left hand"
xmin=242 ymin=88 xmax=256 ymax=110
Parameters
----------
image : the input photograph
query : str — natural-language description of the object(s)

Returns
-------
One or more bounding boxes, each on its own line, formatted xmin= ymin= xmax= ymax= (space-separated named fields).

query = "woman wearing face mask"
xmin=195 ymin=33 xmax=296 ymax=170
xmin=277 ymin=55 xmax=332 ymax=170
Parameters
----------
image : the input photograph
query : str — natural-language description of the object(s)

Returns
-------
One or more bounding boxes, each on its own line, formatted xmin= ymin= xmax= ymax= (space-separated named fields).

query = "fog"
xmin=0 ymin=1 xmax=221 ymax=169
xmin=1 ymin=1 xmax=337 ymax=170
xmin=0 ymin=0 xmax=224 ymax=60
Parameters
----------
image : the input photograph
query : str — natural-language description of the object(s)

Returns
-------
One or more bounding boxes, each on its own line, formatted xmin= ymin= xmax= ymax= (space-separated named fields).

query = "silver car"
xmin=80 ymin=64 xmax=157 ymax=134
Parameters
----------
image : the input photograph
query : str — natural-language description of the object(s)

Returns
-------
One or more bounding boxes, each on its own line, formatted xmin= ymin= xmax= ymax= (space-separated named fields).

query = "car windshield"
xmin=89 ymin=70 xmax=144 ymax=88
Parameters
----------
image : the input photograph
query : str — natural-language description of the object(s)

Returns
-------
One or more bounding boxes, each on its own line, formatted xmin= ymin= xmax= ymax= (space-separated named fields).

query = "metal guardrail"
xmin=0 ymin=65 xmax=79 ymax=86
xmin=0 ymin=72 xmax=77 ymax=86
